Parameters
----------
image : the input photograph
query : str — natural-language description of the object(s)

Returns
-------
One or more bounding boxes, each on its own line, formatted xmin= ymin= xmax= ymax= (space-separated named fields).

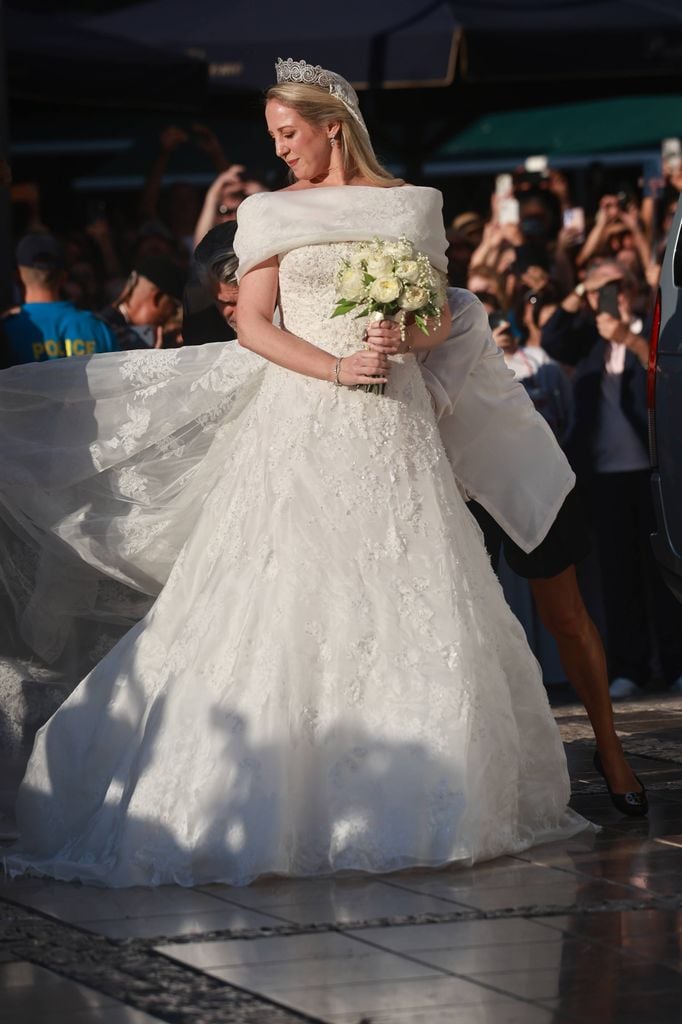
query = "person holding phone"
xmin=541 ymin=261 xmax=682 ymax=701
xmin=577 ymin=194 xmax=651 ymax=274
xmin=587 ymin=265 xmax=648 ymax=367
xmin=193 ymin=166 xmax=269 ymax=249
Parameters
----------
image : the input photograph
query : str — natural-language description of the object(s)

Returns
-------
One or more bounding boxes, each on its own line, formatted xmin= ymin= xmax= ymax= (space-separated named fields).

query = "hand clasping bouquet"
xmin=331 ymin=236 xmax=446 ymax=395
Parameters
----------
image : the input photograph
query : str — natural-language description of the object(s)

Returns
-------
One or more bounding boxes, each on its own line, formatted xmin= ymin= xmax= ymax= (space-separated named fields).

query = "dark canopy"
xmin=81 ymin=0 xmax=460 ymax=91
xmin=80 ymin=0 xmax=682 ymax=91
xmin=457 ymin=0 xmax=682 ymax=81
xmin=5 ymin=7 xmax=207 ymax=108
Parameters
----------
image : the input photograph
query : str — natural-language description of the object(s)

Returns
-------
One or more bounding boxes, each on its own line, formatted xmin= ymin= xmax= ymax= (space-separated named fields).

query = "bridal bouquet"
xmin=331 ymin=236 xmax=446 ymax=395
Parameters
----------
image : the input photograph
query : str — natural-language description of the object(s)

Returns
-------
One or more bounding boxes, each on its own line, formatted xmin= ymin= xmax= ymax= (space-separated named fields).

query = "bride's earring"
xmin=330 ymin=136 xmax=337 ymax=148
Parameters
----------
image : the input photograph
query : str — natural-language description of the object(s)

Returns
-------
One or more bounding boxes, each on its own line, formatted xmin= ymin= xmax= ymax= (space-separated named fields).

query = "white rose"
xmin=398 ymin=285 xmax=429 ymax=311
xmin=338 ymin=268 xmax=367 ymax=302
xmin=365 ymin=254 xmax=394 ymax=278
xmin=369 ymin=276 xmax=401 ymax=304
xmin=395 ymin=260 xmax=420 ymax=284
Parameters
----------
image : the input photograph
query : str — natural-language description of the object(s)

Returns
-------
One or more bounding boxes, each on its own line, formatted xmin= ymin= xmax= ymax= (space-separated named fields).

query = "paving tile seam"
xmin=190 ymin=884 xmax=297 ymax=921
xmin=216 ymin=933 xmax=585 ymax=1024
xmin=573 ymin=780 xmax=682 ymax=794
xmin=0 ymin=901 xmax=323 ymax=1024
xmin=378 ymin=864 xmax=657 ymax=901
xmin=3 ymin=863 xmax=682 ymax=1020
xmin=0 ymin=901 xmax=581 ymax=1024
xmin=562 ymin=736 xmax=682 ymax=767
xmin=148 ymin=894 xmax=682 ymax=942
xmin=193 ymin=891 xmax=313 ymax=925
xmin=5 ymin=893 xmax=681 ymax=953
xmin=329 ymin=926 xmax=586 ymax=1017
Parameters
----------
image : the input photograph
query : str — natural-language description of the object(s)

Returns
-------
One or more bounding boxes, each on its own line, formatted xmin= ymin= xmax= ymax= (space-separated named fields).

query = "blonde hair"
xmin=265 ymin=83 xmax=402 ymax=187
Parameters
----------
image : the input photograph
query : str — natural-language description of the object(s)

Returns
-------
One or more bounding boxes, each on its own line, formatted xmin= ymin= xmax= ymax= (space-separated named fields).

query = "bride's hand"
xmin=337 ymin=350 xmax=389 ymax=387
xmin=365 ymin=319 xmax=402 ymax=355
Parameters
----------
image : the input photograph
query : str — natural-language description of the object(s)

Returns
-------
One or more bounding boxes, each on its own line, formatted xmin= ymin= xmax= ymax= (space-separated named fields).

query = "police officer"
xmin=1 ymin=234 xmax=118 ymax=365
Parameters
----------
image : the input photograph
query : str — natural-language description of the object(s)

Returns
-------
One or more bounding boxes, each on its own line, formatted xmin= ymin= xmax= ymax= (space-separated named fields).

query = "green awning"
xmin=435 ymin=95 xmax=682 ymax=159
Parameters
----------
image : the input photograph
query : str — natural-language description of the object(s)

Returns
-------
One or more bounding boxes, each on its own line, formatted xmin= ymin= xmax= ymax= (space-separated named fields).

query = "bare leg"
xmin=530 ymin=566 xmax=641 ymax=794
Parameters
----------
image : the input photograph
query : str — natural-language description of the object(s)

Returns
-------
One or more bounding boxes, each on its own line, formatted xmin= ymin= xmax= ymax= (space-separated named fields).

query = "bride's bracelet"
xmin=333 ymin=357 xmax=343 ymax=387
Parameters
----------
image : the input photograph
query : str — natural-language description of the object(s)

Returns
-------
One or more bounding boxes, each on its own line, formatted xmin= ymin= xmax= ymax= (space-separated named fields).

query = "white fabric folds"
xmin=0 ymin=342 xmax=265 ymax=665
xmin=423 ymin=290 xmax=576 ymax=552
xmin=234 ymin=185 xmax=449 ymax=279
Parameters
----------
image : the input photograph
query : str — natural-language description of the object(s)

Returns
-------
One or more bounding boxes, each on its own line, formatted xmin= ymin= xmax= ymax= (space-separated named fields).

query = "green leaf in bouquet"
xmin=331 ymin=300 xmax=358 ymax=318
xmin=353 ymin=306 xmax=370 ymax=319
xmin=414 ymin=313 xmax=430 ymax=335
xmin=363 ymin=272 xmax=374 ymax=285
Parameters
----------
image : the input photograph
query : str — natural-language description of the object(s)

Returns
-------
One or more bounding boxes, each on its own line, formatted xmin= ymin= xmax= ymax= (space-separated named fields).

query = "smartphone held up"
xmin=495 ymin=174 xmax=520 ymax=226
xmin=662 ymin=137 xmax=682 ymax=177
xmin=597 ymin=281 xmax=620 ymax=319
xmin=562 ymin=207 xmax=585 ymax=243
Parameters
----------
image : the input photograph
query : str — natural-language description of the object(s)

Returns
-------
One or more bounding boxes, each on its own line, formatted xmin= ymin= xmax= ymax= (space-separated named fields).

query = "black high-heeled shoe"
xmin=593 ymin=751 xmax=648 ymax=818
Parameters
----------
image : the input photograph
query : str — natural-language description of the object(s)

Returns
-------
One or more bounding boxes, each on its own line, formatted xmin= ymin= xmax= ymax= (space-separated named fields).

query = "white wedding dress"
xmin=2 ymin=186 xmax=587 ymax=886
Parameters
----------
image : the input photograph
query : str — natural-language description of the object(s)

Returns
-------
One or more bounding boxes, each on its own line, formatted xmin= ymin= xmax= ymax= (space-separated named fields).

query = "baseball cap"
xmin=16 ymin=233 xmax=65 ymax=270
xmin=452 ymin=212 xmax=483 ymax=240
xmin=134 ymin=256 xmax=186 ymax=303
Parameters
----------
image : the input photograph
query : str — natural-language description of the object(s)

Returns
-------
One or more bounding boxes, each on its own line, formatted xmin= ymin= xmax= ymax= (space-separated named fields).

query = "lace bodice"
xmin=252 ymin=239 xmax=443 ymax=518
xmin=278 ymin=242 xmax=383 ymax=357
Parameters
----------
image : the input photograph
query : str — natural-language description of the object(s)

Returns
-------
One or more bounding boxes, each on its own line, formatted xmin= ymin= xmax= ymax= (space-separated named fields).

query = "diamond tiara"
xmin=274 ymin=58 xmax=369 ymax=138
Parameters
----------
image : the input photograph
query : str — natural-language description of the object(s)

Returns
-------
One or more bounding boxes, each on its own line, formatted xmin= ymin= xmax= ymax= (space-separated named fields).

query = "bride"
xmin=2 ymin=59 xmax=589 ymax=887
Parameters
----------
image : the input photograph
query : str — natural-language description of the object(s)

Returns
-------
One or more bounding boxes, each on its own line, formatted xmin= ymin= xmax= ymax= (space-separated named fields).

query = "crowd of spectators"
xmin=1 ymin=127 xmax=682 ymax=700
xmin=445 ymin=154 xmax=682 ymax=701
xmin=0 ymin=125 xmax=267 ymax=361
